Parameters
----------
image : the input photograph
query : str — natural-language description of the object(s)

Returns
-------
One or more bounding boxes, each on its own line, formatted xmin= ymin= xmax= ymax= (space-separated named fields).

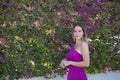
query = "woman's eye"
xmin=74 ymin=30 xmax=82 ymax=32
xmin=78 ymin=30 xmax=81 ymax=32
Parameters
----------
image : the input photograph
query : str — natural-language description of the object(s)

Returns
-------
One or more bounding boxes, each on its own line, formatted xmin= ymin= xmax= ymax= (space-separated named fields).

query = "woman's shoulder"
xmin=81 ymin=41 xmax=88 ymax=47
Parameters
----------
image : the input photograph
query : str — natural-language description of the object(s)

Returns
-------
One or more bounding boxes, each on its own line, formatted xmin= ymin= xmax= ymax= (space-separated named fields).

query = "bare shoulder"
xmin=81 ymin=41 xmax=88 ymax=48
xmin=81 ymin=41 xmax=89 ymax=54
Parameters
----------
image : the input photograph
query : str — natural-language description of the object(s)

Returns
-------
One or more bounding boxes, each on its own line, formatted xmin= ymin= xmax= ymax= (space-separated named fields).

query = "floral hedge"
xmin=0 ymin=0 xmax=120 ymax=79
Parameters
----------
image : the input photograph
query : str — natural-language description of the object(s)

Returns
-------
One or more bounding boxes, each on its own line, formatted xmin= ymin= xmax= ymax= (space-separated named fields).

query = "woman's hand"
xmin=63 ymin=61 xmax=71 ymax=67
xmin=60 ymin=59 xmax=66 ymax=69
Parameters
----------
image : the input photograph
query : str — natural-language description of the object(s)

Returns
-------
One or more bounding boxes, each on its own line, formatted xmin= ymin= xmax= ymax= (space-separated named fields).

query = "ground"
xmin=19 ymin=72 xmax=120 ymax=80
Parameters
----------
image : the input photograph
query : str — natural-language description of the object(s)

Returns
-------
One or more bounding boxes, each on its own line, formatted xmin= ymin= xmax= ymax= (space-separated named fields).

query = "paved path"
xmin=19 ymin=72 xmax=120 ymax=80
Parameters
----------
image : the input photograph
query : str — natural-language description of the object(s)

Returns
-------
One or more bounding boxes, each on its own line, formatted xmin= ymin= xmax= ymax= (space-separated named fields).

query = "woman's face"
xmin=73 ymin=26 xmax=84 ymax=41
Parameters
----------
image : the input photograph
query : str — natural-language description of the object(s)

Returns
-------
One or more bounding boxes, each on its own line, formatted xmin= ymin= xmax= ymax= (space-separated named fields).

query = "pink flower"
xmin=0 ymin=41 xmax=2 ymax=44
xmin=74 ymin=12 xmax=79 ymax=16
xmin=65 ymin=45 xmax=70 ymax=49
xmin=105 ymin=67 xmax=110 ymax=73
xmin=0 ymin=38 xmax=6 ymax=46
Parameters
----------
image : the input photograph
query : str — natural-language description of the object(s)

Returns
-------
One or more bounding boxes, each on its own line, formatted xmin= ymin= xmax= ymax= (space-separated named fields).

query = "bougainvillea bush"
xmin=0 ymin=0 xmax=120 ymax=79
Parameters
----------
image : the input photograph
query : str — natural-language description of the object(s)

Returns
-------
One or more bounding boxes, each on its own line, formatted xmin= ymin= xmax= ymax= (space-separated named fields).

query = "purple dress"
xmin=67 ymin=45 xmax=87 ymax=80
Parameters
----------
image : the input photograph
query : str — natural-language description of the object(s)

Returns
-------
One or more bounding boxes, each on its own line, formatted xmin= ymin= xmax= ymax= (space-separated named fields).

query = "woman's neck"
xmin=76 ymin=39 xmax=82 ymax=45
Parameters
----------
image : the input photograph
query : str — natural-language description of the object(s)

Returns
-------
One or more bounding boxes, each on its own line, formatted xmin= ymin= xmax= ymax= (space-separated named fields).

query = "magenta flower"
xmin=93 ymin=25 xmax=97 ymax=32
xmin=80 ymin=14 xmax=86 ymax=18
xmin=2 ymin=58 xmax=8 ymax=63
xmin=86 ymin=14 xmax=92 ymax=18
xmin=109 ymin=17 xmax=113 ymax=24
xmin=85 ymin=2 xmax=92 ymax=7
xmin=66 ymin=19 xmax=72 ymax=26
xmin=97 ymin=8 xmax=102 ymax=13
xmin=106 ymin=9 xmax=111 ymax=13
xmin=86 ymin=27 xmax=90 ymax=33
xmin=81 ymin=7 xmax=87 ymax=13
xmin=94 ymin=0 xmax=100 ymax=6
xmin=118 ymin=32 xmax=120 ymax=34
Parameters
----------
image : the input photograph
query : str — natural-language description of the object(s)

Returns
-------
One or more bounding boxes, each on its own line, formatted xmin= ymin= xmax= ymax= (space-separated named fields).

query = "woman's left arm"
xmin=64 ymin=42 xmax=90 ymax=67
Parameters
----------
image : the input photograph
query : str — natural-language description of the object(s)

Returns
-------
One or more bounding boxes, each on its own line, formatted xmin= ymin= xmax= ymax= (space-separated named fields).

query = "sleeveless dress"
xmin=67 ymin=45 xmax=87 ymax=80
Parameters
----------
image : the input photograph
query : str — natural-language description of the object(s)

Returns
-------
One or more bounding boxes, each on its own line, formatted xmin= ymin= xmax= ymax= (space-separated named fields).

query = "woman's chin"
xmin=75 ymin=38 xmax=81 ymax=40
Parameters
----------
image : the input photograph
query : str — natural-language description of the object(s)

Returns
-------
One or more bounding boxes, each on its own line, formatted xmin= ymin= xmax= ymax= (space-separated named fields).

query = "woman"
xmin=60 ymin=22 xmax=90 ymax=80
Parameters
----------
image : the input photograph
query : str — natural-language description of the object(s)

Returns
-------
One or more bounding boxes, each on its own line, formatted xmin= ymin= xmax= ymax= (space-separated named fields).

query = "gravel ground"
xmin=19 ymin=72 xmax=120 ymax=80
